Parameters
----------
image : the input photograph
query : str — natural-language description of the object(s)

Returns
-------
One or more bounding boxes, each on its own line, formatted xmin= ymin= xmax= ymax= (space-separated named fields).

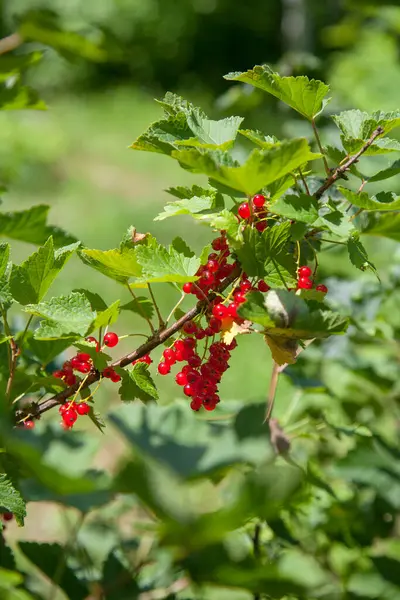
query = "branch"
xmin=27 ymin=266 xmax=241 ymax=420
xmin=315 ymin=127 xmax=384 ymax=200
xmin=0 ymin=33 xmax=23 ymax=56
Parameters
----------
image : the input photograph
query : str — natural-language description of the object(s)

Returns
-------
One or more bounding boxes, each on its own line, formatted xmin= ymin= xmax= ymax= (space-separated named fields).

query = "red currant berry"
xmin=226 ymin=339 xmax=238 ymax=351
xmin=212 ymin=303 xmax=229 ymax=319
xmin=188 ymin=354 xmax=201 ymax=368
xmin=190 ymin=398 xmax=202 ymax=411
xmin=3 ymin=512 xmax=13 ymax=521
xmin=258 ymin=280 xmax=270 ymax=292
xmin=183 ymin=383 xmax=195 ymax=397
xmin=53 ymin=370 xmax=64 ymax=379
xmin=104 ymin=332 xmax=119 ymax=348
xmin=143 ymin=354 xmax=152 ymax=364
xmin=298 ymin=277 xmax=313 ymax=290
xmin=62 ymin=409 xmax=78 ymax=427
xmin=186 ymin=370 xmax=200 ymax=384
xmin=175 ymin=371 xmax=188 ymax=386
xmin=59 ymin=404 xmax=69 ymax=415
xmin=110 ymin=372 xmax=121 ymax=383
xmin=183 ymin=282 xmax=193 ymax=294
xmin=316 ymin=284 xmax=328 ymax=293
xmin=85 ymin=336 xmax=100 ymax=351
xmin=183 ymin=337 xmax=196 ymax=349
xmin=227 ymin=302 xmax=238 ymax=319
xmin=233 ymin=291 xmax=246 ymax=304
xmin=195 ymin=329 xmax=206 ymax=340
xmin=158 ymin=362 xmax=170 ymax=375
xmin=204 ymin=327 xmax=214 ymax=337
xmin=76 ymin=402 xmax=90 ymax=416
xmin=76 ymin=361 xmax=91 ymax=374
xmin=253 ymin=194 xmax=266 ymax=208
xmin=200 ymin=270 xmax=215 ymax=286
xmin=62 ymin=361 xmax=73 ymax=373
xmin=102 ymin=367 xmax=115 ymax=378
xmin=163 ymin=348 xmax=176 ymax=364
xmin=298 ymin=266 xmax=312 ymax=278
xmin=175 ymin=349 xmax=185 ymax=361
xmin=77 ymin=352 xmax=91 ymax=362
xmin=71 ymin=356 xmax=81 ymax=369
xmin=209 ymin=317 xmax=222 ymax=333
xmin=64 ymin=374 xmax=77 ymax=386
xmin=183 ymin=320 xmax=197 ymax=334
xmin=238 ymin=202 xmax=251 ymax=219
xmin=207 ymin=259 xmax=219 ymax=273
xmin=255 ymin=221 xmax=268 ymax=232
xmin=240 ymin=279 xmax=252 ymax=292
xmin=24 ymin=420 xmax=35 ymax=430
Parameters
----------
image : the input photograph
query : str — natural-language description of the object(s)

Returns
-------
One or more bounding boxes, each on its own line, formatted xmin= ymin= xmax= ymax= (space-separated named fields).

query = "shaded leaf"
xmin=0 ymin=205 xmax=77 ymax=246
xmin=25 ymin=292 xmax=95 ymax=339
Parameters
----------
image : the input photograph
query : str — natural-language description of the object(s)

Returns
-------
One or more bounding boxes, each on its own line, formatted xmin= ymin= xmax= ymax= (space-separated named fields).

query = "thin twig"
xmin=166 ymin=293 xmax=185 ymax=324
xmin=126 ymin=283 xmax=155 ymax=334
xmin=298 ymin=168 xmax=310 ymax=195
xmin=1 ymin=306 xmax=19 ymax=403
xmin=147 ymin=283 xmax=164 ymax=328
xmin=312 ymin=119 xmax=330 ymax=175
xmin=23 ymin=266 xmax=241 ymax=420
xmin=253 ymin=521 xmax=262 ymax=600
xmin=315 ymin=127 xmax=384 ymax=199
xmin=264 ymin=361 xmax=280 ymax=423
xmin=0 ymin=33 xmax=23 ymax=56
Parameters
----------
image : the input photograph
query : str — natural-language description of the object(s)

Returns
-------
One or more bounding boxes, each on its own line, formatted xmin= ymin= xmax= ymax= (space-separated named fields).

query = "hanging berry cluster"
xmin=297 ymin=266 xmax=328 ymax=293
xmin=237 ymin=193 xmax=268 ymax=232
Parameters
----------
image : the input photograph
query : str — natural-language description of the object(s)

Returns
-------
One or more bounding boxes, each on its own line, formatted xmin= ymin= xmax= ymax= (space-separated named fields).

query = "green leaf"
xmin=166 ymin=184 xmax=215 ymax=199
xmin=25 ymin=292 xmax=96 ymax=339
xmin=117 ymin=368 xmax=156 ymax=403
xmin=134 ymin=239 xmax=200 ymax=284
xmin=101 ymin=552 xmax=139 ymax=599
xmin=172 ymin=139 xmax=320 ymax=196
xmin=131 ymin=92 xmax=243 ymax=155
xmin=225 ymin=65 xmax=330 ymax=119
xmin=0 ymin=205 xmax=77 ymax=246
xmin=0 ymin=475 xmax=26 ymax=527
xmin=333 ymin=109 xmax=400 ymax=140
xmin=239 ymin=129 xmax=279 ymax=147
xmin=10 ymin=239 xmax=78 ymax=306
xmin=24 ymin=334 xmax=72 ymax=366
xmin=0 ymin=243 xmax=10 ymax=281
xmin=347 ymin=233 xmax=377 ymax=276
xmin=90 ymin=300 xmax=120 ymax=331
xmin=120 ymin=295 xmax=154 ymax=320
xmin=338 ymin=186 xmax=400 ymax=211
xmin=0 ymin=52 xmax=43 ymax=82
xmin=79 ymin=247 xmax=142 ymax=284
xmin=19 ymin=11 xmax=107 ymax=62
xmin=155 ymin=190 xmax=224 ymax=222
xmin=270 ymin=194 xmax=319 ymax=224
xmin=239 ymin=290 xmax=348 ymax=363
xmin=236 ymin=223 xmax=297 ymax=288
xmin=73 ymin=289 xmax=108 ymax=312
xmin=363 ymin=212 xmax=400 ymax=242
xmin=208 ymin=210 xmax=243 ymax=243
xmin=343 ymin=137 xmax=400 ymax=156
xmin=130 ymin=363 xmax=158 ymax=400
xmin=18 ymin=542 xmax=88 ymax=600
xmin=368 ymin=159 xmax=400 ymax=182
xmin=0 ymin=83 xmax=46 ymax=111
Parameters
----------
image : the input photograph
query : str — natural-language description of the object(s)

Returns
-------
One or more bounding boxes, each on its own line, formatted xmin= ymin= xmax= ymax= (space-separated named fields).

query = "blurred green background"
xmin=2 ymin=0 xmax=400 ymax=578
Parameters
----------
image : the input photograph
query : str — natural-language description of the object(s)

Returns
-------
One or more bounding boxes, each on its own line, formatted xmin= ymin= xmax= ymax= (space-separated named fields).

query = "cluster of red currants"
xmin=237 ymin=194 xmax=268 ymax=232
xmin=296 ymin=266 xmax=328 ymax=293
xmin=157 ymin=333 xmax=237 ymax=411
xmin=59 ymin=400 xmax=90 ymax=429
xmin=182 ymin=231 xmax=238 ymax=300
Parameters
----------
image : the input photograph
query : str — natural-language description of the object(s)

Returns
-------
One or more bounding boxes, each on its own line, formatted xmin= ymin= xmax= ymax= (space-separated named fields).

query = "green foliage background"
xmin=0 ymin=1 xmax=400 ymax=599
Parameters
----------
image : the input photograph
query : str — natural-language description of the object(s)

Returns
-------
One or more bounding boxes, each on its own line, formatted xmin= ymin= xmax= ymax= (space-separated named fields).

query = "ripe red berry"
xmin=77 ymin=352 xmax=91 ymax=362
xmin=188 ymin=354 xmax=201 ymax=368
xmin=226 ymin=339 xmax=238 ymax=351
xmin=209 ymin=317 xmax=222 ymax=333
xmin=240 ymin=279 xmax=252 ymax=292
xmin=3 ymin=512 xmax=13 ymax=521
xmin=24 ymin=420 xmax=35 ymax=430
xmin=158 ymin=362 xmax=170 ymax=375
xmin=200 ymin=270 xmax=215 ymax=286
xmin=104 ymin=332 xmax=119 ymax=348
xmin=183 ymin=320 xmax=197 ymax=334
xmin=298 ymin=277 xmax=313 ymax=290
xmin=183 ymin=383 xmax=195 ymax=397
xmin=59 ymin=403 xmax=69 ymax=415
xmin=53 ymin=370 xmax=64 ymax=379
xmin=175 ymin=371 xmax=188 ymax=386
xmin=316 ymin=284 xmax=328 ymax=293
xmin=85 ymin=336 xmax=100 ymax=351
xmin=76 ymin=361 xmax=91 ymax=374
xmin=71 ymin=356 xmax=81 ymax=369
xmin=190 ymin=398 xmax=202 ymax=411
xmin=207 ymin=259 xmax=219 ymax=273
xmin=102 ymin=367 xmax=115 ymax=379
xmin=62 ymin=409 xmax=78 ymax=427
xmin=62 ymin=361 xmax=73 ymax=373
xmin=298 ymin=266 xmax=312 ymax=278
xmin=255 ymin=220 xmax=268 ymax=232
xmin=187 ymin=370 xmax=200 ymax=384
xmin=253 ymin=194 xmax=266 ymax=208
xmin=238 ymin=202 xmax=251 ymax=219
xmin=195 ymin=329 xmax=206 ymax=340
xmin=110 ymin=371 xmax=121 ymax=383
xmin=212 ymin=303 xmax=229 ymax=319
xmin=183 ymin=282 xmax=193 ymax=294
xmin=234 ymin=290 xmax=246 ymax=304
xmin=258 ymin=280 xmax=270 ymax=292
xmin=76 ymin=402 xmax=90 ymax=416
xmin=163 ymin=347 xmax=177 ymax=364
xmin=183 ymin=337 xmax=196 ymax=349
xmin=64 ymin=374 xmax=77 ymax=386
xmin=228 ymin=302 xmax=239 ymax=319
xmin=204 ymin=327 xmax=214 ymax=337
